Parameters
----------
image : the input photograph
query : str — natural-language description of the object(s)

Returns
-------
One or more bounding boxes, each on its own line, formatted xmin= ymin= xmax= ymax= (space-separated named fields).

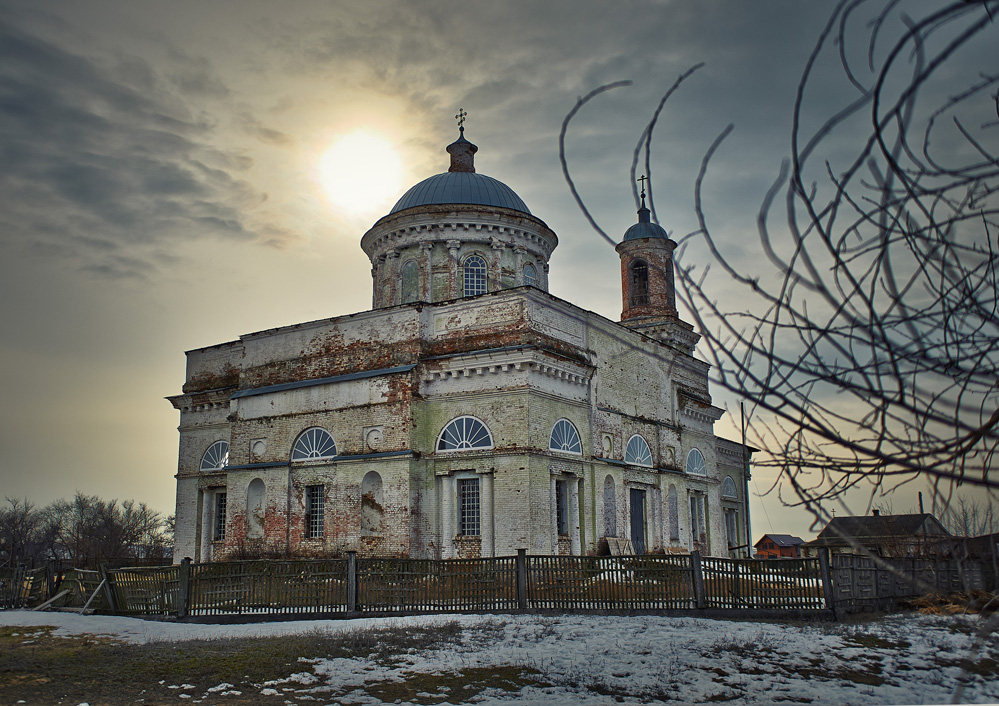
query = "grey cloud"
xmin=0 ymin=14 xmax=278 ymax=279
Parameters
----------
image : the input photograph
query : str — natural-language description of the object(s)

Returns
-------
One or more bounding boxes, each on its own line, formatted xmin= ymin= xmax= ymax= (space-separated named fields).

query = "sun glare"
xmin=320 ymin=132 xmax=403 ymax=216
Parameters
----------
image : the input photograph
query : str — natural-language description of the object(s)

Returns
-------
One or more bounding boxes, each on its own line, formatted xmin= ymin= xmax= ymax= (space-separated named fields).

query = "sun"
xmin=319 ymin=131 xmax=403 ymax=216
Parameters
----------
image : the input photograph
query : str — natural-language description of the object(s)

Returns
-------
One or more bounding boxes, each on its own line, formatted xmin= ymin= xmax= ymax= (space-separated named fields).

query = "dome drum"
xmin=361 ymin=130 xmax=557 ymax=309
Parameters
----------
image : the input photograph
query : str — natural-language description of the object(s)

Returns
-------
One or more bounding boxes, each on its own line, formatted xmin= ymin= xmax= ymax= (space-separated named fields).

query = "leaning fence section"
xmin=359 ymin=557 xmax=517 ymax=613
xmin=529 ymin=555 xmax=695 ymax=610
xmin=702 ymin=557 xmax=824 ymax=610
xmin=107 ymin=565 xmax=181 ymax=615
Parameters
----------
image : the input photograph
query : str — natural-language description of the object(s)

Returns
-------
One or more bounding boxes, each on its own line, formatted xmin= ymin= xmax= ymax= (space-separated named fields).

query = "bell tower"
xmin=615 ymin=181 xmax=699 ymax=354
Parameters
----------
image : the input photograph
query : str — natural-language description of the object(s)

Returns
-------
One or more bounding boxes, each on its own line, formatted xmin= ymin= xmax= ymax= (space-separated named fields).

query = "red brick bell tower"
xmin=614 ymin=182 xmax=699 ymax=354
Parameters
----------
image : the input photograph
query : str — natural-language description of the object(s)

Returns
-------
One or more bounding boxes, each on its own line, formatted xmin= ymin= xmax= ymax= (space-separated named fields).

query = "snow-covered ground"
xmin=2 ymin=610 xmax=997 ymax=705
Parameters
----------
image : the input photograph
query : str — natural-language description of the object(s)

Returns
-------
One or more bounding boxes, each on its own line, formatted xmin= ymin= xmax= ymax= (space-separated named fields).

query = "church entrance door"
xmin=629 ymin=488 xmax=646 ymax=554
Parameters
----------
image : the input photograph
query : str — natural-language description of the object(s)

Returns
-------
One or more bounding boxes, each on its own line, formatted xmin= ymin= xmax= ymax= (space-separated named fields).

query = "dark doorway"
xmin=629 ymin=488 xmax=646 ymax=554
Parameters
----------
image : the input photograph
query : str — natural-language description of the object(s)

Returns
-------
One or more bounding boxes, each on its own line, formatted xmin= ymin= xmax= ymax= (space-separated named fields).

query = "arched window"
xmin=628 ymin=259 xmax=649 ymax=307
xmin=200 ymin=441 xmax=229 ymax=471
xmin=361 ymin=471 xmax=384 ymax=536
xmin=437 ymin=416 xmax=493 ymax=451
xmin=722 ymin=476 xmax=738 ymax=498
xmin=463 ymin=255 xmax=487 ymax=296
xmin=603 ymin=475 xmax=616 ymax=537
xmin=523 ymin=263 xmax=538 ymax=288
xmin=549 ymin=419 xmax=582 ymax=454
xmin=291 ymin=428 xmax=337 ymax=461
xmin=625 ymin=435 xmax=653 ymax=467
xmin=401 ymin=260 xmax=419 ymax=303
xmin=686 ymin=448 xmax=707 ymax=476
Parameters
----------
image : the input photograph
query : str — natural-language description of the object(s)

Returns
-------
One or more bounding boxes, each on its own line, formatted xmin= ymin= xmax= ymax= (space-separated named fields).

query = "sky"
xmin=0 ymin=1 xmax=994 ymax=540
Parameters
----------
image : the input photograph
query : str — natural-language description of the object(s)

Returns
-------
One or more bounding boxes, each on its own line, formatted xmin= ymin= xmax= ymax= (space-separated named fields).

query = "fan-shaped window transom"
xmin=201 ymin=441 xmax=230 ymax=471
xmin=549 ymin=419 xmax=582 ymax=454
xmin=625 ymin=435 xmax=653 ymax=467
xmin=292 ymin=428 xmax=338 ymax=461
xmin=437 ymin=416 xmax=493 ymax=451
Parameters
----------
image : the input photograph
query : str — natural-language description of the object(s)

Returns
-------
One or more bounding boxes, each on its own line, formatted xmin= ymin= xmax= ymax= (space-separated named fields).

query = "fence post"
xmin=818 ymin=548 xmax=837 ymax=620
xmin=346 ymin=551 xmax=358 ymax=614
xmin=98 ymin=564 xmax=117 ymax=614
xmin=515 ymin=549 xmax=528 ymax=610
xmin=177 ymin=558 xmax=191 ymax=619
xmin=691 ymin=551 xmax=705 ymax=609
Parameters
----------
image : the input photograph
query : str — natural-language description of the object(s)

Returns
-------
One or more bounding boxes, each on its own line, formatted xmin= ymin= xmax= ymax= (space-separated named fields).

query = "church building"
xmin=169 ymin=123 xmax=752 ymax=562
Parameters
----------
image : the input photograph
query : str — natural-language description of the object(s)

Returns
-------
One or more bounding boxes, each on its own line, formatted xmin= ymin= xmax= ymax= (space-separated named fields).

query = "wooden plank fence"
xmin=0 ymin=566 xmax=27 ymax=609
xmin=6 ymin=550 xmax=986 ymax=621
xmin=528 ymin=555 xmax=695 ymax=610
xmin=359 ymin=557 xmax=518 ymax=612
xmin=702 ymin=557 xmax=824 ymax=610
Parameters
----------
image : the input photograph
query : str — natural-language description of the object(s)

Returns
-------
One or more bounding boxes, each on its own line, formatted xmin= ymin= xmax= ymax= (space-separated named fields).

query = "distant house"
xmin=801 ymin=511 xmax=950 ymax=558
xmin=754 ymin=534 xmax=804 ymax=559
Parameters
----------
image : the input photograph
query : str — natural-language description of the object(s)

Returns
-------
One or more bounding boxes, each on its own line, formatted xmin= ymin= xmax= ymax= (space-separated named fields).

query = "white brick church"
xmin=169 ymin=124 xmax=752 ymax=562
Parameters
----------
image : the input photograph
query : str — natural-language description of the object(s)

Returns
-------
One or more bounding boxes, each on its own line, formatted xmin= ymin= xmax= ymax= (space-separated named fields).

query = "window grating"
xmin=463 ymin=255 xmax=487 ymax=296
xmin=305 ymin=485 xmax=324 ymax=538
xmin=457 ymin=478 xmax=480 ymax=536
xmin=214 ymin=492 xmax=227 ymax=541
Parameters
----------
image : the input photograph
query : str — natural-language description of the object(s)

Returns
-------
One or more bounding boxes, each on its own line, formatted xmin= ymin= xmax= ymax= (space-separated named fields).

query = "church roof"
xmin=389 ymin=126 xmax=532 ymax=215
xmin=390 ymin=171 xmax=531 ymax=215
xmin=623 ymin=199 xmax=669 ymax=242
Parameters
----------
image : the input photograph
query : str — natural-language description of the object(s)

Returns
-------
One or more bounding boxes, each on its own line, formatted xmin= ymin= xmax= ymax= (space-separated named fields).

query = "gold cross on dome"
xmin=455 ymin=108 xmax=467 ymax=129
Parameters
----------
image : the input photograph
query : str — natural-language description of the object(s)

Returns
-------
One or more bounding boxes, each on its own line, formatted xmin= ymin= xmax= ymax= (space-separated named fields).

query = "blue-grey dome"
xmin=623 ymin=204 xmax=669 ymax=241
xmin=389 ymin=171 xmax=531 ymax=215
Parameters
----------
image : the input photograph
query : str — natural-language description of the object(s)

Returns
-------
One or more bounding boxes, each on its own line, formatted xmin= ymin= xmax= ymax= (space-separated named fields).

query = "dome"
xmin=390 ymin=172 xmax=531 ymax=215
xmin=388 ymin=126 xmax=531 ymax=215
xmin=622 ymin=202 xmax=669 ymax=241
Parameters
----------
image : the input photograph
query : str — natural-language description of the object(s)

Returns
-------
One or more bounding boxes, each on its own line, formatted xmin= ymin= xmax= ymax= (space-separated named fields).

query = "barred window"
xmin=463 ymin=255 xmax=487 ymax=296
xmin=625 ymin=435 xmax=653 ymax=467
xmin=305 ymin=485 xmax=324 ymax=539
xmin=292 ymin=427 xmax=337 ymax=461
xmin=628 ymin=259 xmax=649 ymax=306
xmin=549 ymin=419 xmax=582 ymax=454
xmin=201 ymin=440 xmax=229 ymax=471
xmin=213 ymin=491 xmax=227 ymax=541
xmin=457 ymin=477 xmax=480 ymax=536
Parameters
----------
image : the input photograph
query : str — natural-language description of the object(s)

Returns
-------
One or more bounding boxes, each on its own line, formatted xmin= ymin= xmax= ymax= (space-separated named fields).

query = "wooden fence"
xmin=95 ymin=551 xmax=831 ymax=620
xmin=4 ymin=551 xmax=987 ymax=620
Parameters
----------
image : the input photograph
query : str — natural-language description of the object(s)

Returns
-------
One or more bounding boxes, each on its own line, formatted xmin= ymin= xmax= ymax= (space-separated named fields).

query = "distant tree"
xmin=0 ymin=497 xmax=43 ymax=567
xmin=941 ymin=497 xmax=998 ymax=538
xmin=44 ymin=492 xmax=166 ymax=566
xmin=563 ymin=0 xmax=998 ymax=528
